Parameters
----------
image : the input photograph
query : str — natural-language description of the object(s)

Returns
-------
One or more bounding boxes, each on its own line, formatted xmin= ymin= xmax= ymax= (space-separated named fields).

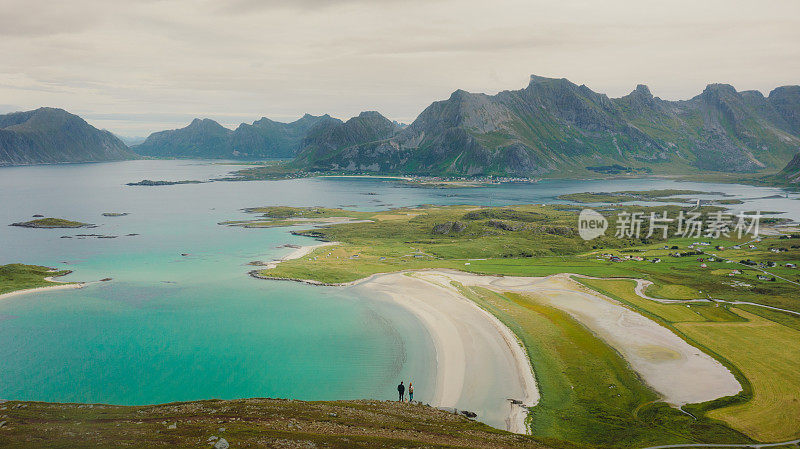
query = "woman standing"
xmin=408 ymin=382 xmax=414 ymax=402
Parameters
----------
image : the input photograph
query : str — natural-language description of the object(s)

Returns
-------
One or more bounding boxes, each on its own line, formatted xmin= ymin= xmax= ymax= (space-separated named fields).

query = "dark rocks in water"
xmin=100 ymin=278 xmax=112 ymax=282
xmin=102 ymin=212 xmax=129 ymax=217
xmin=181 ymin=253 xmax=189 ymax=256
xmin=126 ymin=233 xmax=139 ymax=236
xmin=97 ymin=235 xmax=118 ymax=239
xmin=60 ymin=236 xmax=72 ymax=239
xmin=460 ymin=410 xmax=477 ymax=418
xmin=32 ymin=214 xmax=44 ymax=217
xmin=432 ymin=221 xmax=467 ymax=234
xmin=126 ymin=179 xmax=203 ymax=186
xmin=277 ymin=243 xmax=302 ymax=249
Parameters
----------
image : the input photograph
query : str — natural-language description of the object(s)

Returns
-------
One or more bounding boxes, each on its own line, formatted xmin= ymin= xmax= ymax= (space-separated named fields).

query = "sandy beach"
xmin=258 ymin=241 xmax=340 ymax=269
xmin=352 ymin=272 xmax=539 ymax=434
xmin=407 ymin=270 xmax=741 ymax=406
xmin=256 ymin=264 xmax=742 ymax=430
xmin=0 ymin=278 xmax=86 ymax=302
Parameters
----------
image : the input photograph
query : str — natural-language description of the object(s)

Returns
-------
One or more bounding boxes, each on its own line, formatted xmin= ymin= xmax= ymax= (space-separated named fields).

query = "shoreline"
xmin=253 ymin=241 xmax=340 ymax=270
xmin=353 ymin=272 xmax=539 ymax=434
xmin=252 ymin=266 xmax=743 ymax=425
xmin=0 ymin=277 xmax=86 ymax=302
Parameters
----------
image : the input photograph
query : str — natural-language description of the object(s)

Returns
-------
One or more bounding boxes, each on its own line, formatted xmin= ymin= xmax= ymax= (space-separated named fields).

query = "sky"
xmin=1 ymin=0 xmax=799 ymax=138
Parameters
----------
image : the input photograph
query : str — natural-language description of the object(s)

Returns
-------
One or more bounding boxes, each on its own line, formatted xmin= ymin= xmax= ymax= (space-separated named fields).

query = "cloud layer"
xmin=1 ymin=0 xmax=798 ymax=137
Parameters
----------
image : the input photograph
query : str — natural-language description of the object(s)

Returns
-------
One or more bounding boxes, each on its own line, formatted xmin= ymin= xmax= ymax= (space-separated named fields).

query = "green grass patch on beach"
xmin=454 ymin=284 xmax=751 ymax=447
xmin=0 ymin=263 xmax=72 ymax=295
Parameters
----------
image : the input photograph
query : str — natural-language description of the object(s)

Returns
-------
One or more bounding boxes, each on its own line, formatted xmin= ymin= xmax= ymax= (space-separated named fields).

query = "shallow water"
xmin=0 ymin=160 xmax=796 ymax=425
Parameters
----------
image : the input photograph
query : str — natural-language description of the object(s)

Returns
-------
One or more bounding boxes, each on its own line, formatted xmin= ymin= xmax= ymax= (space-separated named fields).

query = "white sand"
xmin=410 ymin=270 xmax=741 ymax=406
xmin=353 ymin=272 xmax=538 ymax=434
xmin=260 ymin=241 xmax=340 ymax=269
xmin=0 ymin=279 xmax=86 ymax=302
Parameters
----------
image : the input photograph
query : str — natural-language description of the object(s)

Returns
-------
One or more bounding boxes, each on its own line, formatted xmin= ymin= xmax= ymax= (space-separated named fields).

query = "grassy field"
xmin=0 ymin=398 xmax=558 ymax=449
xmin=453 ymin=285 xmax=751 ymax=447
xmin=239 ymin=205 xmax=800 ymax=312
xmin=0 ymin=264 xmax=73 ymax=295
xmin=677 ymin=310 xmax=800 ymax=441
xmin=575 ymin=278 xmax=800 ymax=442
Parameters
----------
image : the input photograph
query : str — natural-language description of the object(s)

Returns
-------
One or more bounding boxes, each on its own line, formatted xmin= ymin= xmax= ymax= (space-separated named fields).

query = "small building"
xmin=700 ymin=263 xmax=707 ymax=268
xmin=786 ymin=263 xmax=797 ymax=268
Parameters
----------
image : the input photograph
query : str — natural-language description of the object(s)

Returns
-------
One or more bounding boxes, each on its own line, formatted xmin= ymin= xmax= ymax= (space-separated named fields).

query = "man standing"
xmin=397 ymin=381 xmax=405 ymax=402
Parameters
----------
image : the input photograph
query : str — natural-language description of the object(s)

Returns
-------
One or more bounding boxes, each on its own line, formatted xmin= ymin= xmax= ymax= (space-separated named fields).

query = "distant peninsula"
xmin=126 ymin=179 xmax=204 ymax=186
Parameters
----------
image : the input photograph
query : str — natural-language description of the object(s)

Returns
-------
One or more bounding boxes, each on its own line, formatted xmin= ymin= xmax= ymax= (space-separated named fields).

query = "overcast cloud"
xmin=1 ymin=0 xmax=798 ymax=137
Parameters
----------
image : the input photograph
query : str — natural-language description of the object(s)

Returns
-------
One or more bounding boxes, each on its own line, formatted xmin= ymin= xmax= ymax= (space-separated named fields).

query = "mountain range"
xmin=132 ymin=114 xmax=337 ymax=159
xmin=291 ymin=76 xmax=800 ymax=177
xmin=3 ymin=76 xmax=799 ymax=178
xmin=0 ymin=108 xmax=137 ymax=166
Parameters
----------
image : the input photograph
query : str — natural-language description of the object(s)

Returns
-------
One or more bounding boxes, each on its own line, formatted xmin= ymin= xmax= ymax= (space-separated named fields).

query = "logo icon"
xmin=578 ymin=209 xmax=608 ymax=240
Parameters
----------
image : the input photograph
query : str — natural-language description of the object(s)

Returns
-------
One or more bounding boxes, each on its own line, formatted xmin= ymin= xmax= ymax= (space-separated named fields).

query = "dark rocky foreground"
xmin=0 ymin=398 xmax=555 ymax=449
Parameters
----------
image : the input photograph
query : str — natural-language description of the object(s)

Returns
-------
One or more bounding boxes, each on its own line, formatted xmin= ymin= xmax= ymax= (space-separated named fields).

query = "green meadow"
xmin=0 ymin=263 xmax=73 ymax=295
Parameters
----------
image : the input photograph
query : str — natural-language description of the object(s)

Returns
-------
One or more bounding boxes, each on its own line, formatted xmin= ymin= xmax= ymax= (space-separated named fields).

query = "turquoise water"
xmin=0 ymin=160 xmax=797 ymax=407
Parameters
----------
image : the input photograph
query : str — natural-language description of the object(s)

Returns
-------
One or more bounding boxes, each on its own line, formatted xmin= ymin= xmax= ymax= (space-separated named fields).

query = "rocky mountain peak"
xmin=633 ymin=84 xmax=653 ymax=99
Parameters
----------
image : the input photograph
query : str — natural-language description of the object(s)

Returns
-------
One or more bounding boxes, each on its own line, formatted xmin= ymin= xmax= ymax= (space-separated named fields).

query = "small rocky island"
xmin=10 ymin=218 xmax=95 ymax=229
xmin=126 ymin=179 xmax=203 ymax=186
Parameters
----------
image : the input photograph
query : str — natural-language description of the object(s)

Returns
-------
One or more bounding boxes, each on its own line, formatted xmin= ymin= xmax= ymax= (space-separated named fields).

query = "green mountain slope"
xmin=766 ymin=151 xmax=800 ymax=185
xmin=294 ymin=76 xmax=800 ymax=177
xmin=293 ymin=111 xmax=399 ymax=170
xmin=0 ymin=108 xmax=138 ymax=166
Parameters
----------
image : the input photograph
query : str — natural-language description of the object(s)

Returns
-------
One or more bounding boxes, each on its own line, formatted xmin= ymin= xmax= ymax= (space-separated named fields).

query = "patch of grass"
xmin=576 ymin=278 xmax=705 ymax=323
xmin=454 ymin=285 xmax=751 ymax=447
xmin=557 ymin=189 xmax=708 ymax=203
xmin=236 ymin=205 xmax=799 ymax=313
xmin=0 ymin=264 xmax=72 ymax=295
xmin=677 ymin=309 xmax=800 ymax=441
xmin=0 ymin=398 xmax=557 ymax=449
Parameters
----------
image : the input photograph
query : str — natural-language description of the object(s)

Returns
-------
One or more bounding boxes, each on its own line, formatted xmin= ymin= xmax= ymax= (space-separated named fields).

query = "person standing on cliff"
xmin=397 ymin=381 xmax=405 ymax=401
xmin=408 ymin=382 xmax=414 ymax=402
